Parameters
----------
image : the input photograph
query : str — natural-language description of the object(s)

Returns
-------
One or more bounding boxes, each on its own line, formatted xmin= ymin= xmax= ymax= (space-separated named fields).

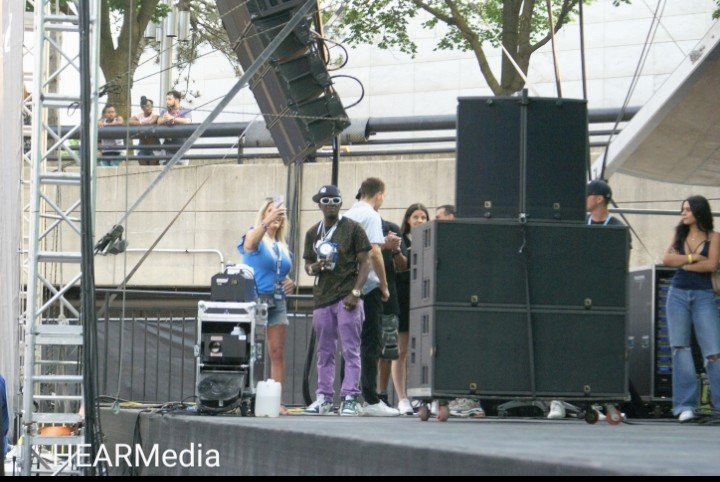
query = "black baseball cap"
xmin=312 ymin=185 xmax=342 ymax=203
xmin=586 ymin=179 xmax=612 ymax=199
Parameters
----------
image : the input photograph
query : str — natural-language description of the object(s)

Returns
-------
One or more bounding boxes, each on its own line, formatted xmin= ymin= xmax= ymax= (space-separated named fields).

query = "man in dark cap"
xmin=548 ymin=178 xmax=629 ymax=420
xmin=302 ymin=185 xmax=372 ymax=416
xmin=585 ymin=179 xmax=624 ymax=226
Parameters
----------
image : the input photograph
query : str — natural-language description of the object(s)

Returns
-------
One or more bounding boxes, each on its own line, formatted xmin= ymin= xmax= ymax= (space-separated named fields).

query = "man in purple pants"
xmin=302 ymin=185 xmax=372 ymax=416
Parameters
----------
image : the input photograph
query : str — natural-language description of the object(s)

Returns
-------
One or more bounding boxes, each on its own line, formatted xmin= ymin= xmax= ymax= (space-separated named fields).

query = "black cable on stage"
xmin=78 ymin=0 xmax=106 ymax=476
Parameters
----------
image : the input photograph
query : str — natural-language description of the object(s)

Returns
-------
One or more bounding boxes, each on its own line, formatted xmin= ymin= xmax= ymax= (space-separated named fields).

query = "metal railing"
xmin=93 ymin=289 xmax=315 ymax=407
xmin=42 ymin=108 xmax=638 ymax=164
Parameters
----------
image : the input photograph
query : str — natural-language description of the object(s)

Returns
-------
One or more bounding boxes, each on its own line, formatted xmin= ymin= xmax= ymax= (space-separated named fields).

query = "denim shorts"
xmin=266 ymin=298 xmax=289 ymax=327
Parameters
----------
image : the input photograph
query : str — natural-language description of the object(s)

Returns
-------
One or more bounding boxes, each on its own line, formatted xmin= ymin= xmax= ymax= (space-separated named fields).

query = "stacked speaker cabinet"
xmin=216 ymin=0 xmax=350 ymax=165
xmin=407 ymin=220 xmax=630 ymax=402
xmin=627 ymin=265 xmax=706 ymax=403
xmin=455 ymin=94 xmax=588 ymax=222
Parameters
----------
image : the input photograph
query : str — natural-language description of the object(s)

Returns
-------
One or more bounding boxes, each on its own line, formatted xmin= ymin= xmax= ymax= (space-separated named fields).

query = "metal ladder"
xmin=19 ymin=1 xmax=100 ymax=475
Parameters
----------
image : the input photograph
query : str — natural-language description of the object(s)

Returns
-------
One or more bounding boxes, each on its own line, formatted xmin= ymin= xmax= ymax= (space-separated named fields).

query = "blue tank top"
xmin=672 ymin=236 xmax=712 ymax=290
xmin=237 ymin=233 xmax=292 ymax=295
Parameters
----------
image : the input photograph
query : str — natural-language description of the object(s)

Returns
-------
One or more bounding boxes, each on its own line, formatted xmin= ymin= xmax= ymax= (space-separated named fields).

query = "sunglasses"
xmin=319 ymin=197 xmax=342 ymax=205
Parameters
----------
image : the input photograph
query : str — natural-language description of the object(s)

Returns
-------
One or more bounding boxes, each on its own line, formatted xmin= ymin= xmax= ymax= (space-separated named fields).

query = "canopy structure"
xmin=596 ymin=20 xmax=720 ymax=186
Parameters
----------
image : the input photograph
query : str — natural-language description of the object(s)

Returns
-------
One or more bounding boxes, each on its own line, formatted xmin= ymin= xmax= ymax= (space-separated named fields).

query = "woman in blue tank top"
xmin=662 ymin=195 xmax=720 ymax=422
xmin=238 ymin=197 xmax=295 ymax=414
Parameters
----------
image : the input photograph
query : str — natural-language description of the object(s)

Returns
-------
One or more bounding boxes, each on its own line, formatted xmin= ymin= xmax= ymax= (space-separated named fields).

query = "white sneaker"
xmin=679 ymin=410 xmax=696 ymax=422
xmin=547 ymin=400 xmax=566 ymax=419
xmin=363 ymin=400 xmax=400 ymax=417
xmin=340 ymin=396 xmax=362 ymax=417
xmin=591 ymin=404 xmax=607 ymax=421
xmin=449 ymin=398 xmax=485 ymax=417
xmin=303 ymin=394 xmax=334 ymax=415
xmin=398 ymin=398 xmax=414 ymax=415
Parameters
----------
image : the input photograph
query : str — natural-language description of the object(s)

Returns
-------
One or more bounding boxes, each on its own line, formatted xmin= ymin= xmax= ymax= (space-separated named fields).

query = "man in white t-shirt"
xmin=343 ymin=177 xmax=399 ymax=417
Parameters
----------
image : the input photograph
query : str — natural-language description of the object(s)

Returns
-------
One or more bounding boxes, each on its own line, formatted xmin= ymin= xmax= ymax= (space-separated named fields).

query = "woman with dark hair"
xmin=129 ymin=96 xmax=160 ymax=165
xmin=662 ymin=195 xmax=720 ymax=422
xmin=393 ymin=203 xmax=429 ymax=415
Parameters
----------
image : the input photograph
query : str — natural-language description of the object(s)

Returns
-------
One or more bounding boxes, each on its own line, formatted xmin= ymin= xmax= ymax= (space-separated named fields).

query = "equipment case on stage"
xmin=195 ymin=300 xmax=267 ymax=413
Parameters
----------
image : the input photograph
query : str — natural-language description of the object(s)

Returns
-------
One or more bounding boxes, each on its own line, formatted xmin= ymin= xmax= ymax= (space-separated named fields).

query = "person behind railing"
xmin=128 ymin=96 xmax=160 ymax=166
xmin=237 ymin=197 xmax=295 ymax=415
xmin=97 ymin=103 xmax=125 ymax=167
xmin=157 ymin=90 xmax=191 ymax=166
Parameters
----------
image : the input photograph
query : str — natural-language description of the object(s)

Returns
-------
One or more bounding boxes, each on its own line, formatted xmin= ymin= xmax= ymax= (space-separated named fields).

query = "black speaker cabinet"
xmin=628 ymin=265 xmax=706 ymax=403
xmin=410 ymin=219 xmax=629 ymax=310
xmin=407 ymin=305 xmax=628 ymax=400
xmin=455 ymin=95 xmax=588 ymax=221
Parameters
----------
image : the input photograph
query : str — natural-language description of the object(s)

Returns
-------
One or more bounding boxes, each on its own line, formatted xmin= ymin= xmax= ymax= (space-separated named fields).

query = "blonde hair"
xmin=254 ymin=198 xmax=291 ymax=257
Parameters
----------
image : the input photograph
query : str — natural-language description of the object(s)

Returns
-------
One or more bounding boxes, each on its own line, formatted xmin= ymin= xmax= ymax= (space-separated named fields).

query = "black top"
xmin=303 ymin=217 xmax=371 ymax=308
xmin=381 ymin=219 xmax=403 ymax=315
xmin=396 ymin=232 xmax=412 ymax=326
xmin=586 ymin=214 xmax=632 ymax=250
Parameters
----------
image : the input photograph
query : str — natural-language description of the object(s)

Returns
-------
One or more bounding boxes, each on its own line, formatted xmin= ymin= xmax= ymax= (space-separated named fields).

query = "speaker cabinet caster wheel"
xmin=584 ymin=409 xmax=599 ymax=424
xmin=606 ymin=404 xmax=622 ymax=425
xmin=437 ymin=404 xmax=450 ymax=422
xmin=419 ymin=404 xmax=430 ymax=421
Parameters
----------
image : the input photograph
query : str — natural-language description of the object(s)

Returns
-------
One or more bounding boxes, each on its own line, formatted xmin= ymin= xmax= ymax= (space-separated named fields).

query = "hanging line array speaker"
xmin=216 ymin=0 xmax=351 ymax=165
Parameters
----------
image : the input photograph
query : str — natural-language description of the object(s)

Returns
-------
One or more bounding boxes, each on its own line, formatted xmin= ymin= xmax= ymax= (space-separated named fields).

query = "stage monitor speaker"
xmin=216 ymin=0 xmax=350 ymax=165
xmin=455 ymin=95 xmax=588 ymax=221
xmin=410 ymin=219 xmax=629 ymax=310
xmin=407 ymin=305 xmax=627 ymax=399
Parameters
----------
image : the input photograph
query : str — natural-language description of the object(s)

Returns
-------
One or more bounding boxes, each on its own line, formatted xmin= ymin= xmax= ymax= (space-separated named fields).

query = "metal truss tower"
xmin=20 ymin=0 xmax=100 ymax=475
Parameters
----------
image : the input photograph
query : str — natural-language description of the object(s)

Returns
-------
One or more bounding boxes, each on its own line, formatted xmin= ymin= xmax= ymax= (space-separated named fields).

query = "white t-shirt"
xmin=343 ymin=200 xmax=384 ymax=293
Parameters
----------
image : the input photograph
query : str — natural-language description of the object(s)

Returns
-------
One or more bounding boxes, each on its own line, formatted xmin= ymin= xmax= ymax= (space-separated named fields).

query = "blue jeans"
xmin=313 ymin=297 xmax=364 ymax=400
xmin=666 ymin=287 xmax=720 ymax=414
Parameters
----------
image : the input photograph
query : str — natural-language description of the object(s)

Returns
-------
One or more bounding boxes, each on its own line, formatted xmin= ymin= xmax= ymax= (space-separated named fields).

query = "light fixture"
xmin=165 ymin=8 xmax=178 ymax=37
xmin=144 ymin=21 xmax=157 ymax=39
xmin=155 ymin=25 xmax=163 ymax=42
xmin=178 ymin=10 xmax=191 ymax=41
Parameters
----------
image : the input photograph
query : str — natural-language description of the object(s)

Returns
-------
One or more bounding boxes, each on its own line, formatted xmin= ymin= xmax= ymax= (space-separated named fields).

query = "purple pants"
xmin=313 ymin=297 xmax=364 ymax=399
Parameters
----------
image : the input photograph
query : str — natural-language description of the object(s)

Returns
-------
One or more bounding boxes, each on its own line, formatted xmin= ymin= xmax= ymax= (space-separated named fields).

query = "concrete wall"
xmin=91 ymin=155 xmax=456 ymax=288
xmin=87 ymin=156 xmax=720 ymax=289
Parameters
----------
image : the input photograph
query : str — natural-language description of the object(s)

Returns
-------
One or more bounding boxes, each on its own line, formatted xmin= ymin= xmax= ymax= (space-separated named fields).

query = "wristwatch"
xmin=351 ymin=289 xmax=362 ymax=298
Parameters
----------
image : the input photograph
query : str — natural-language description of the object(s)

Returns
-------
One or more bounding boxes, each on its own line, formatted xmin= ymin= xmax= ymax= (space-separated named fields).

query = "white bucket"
xmin=255 ymin=379 xmax=281 ymax=417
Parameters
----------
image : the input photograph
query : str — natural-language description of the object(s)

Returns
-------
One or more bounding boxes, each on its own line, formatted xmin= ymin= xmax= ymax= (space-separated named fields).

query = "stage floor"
xmin=83 ymin=406 xmax=720 ymax=476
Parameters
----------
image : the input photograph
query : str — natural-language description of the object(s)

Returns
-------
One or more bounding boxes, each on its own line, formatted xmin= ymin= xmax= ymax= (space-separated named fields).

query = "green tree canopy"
xmin=330 ymin=0 xmax=633 ymax=95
